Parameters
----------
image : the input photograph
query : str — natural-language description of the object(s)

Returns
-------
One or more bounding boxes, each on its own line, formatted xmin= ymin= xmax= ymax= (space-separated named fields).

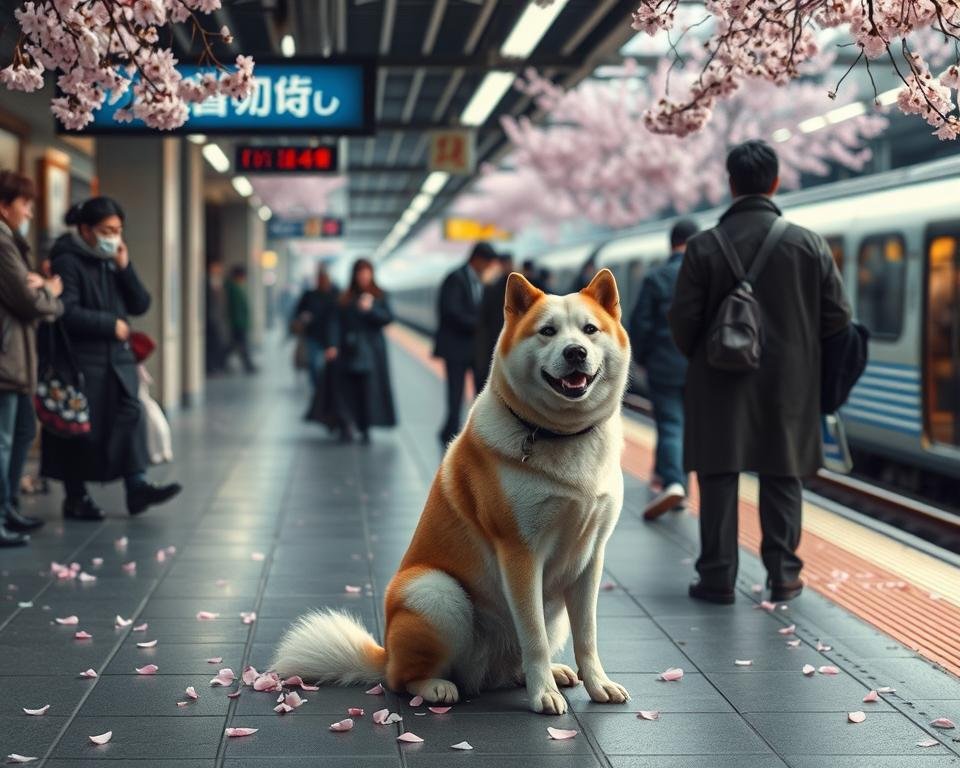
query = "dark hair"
xmin=230 ymin=265 xmax=248 ymax=280
xmin=670 ymin=219 xmax=700 ymax=248
xmin=469 ymin=242 xmax=498 ymax=264
xmin=342 ymin=258 xmax=383 ymax=305
xmin=0 ymin=171 xmax=35 ymax=206
xmin=65 ymin=196 xmax=125 ymax=228
xmin=726 ymin=140 xmax=779 ymax=196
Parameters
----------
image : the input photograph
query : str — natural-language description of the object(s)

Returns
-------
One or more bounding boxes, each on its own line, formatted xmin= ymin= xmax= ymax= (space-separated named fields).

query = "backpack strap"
xmin=710 ymin=228 xmax=746 ymax=283
xmin=745 ymin=217 xmax=789 ymax=286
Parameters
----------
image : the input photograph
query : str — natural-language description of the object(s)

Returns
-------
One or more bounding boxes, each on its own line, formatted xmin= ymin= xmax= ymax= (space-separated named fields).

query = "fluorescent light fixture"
xmin=876 ymin=87 xmax=900 ymax=106
xmin=232 ymin=175 xmax=254 ymax=197
xmin=409 ymin=193 xmax=433 ymax=213
xmin=421 ymin=171 xmax=450 ymax=196
xmin=187 ymin=133 xmax=207 ymax=145
xmin=258 ymin=205 xmax=272 ymax=222
xmin=500 ymin=0 xmax=570 ymax=59
xmin=826 ymin=101 xmax=866 ymax=124
xmin=201 ymin=142 xmax=230 ymax=173
xmin=461 ymin=71 xmax=516 ymax=127
xmin=401 ymin=208 xmax=420 ymax=225
xmin=771 ymin=128 xmax=792 ymax=143
xmin=281 ymin=34 xmax=296 ymax=58
xmin=798 ymin=116 xmax=827 ymax=134
xmin=393 ymin=220 xmax=411 ymax=237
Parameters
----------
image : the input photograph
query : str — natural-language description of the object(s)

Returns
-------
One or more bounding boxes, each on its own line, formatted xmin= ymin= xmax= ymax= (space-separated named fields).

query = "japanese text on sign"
xmin=429 ymin=131 xmax=476 ymax=175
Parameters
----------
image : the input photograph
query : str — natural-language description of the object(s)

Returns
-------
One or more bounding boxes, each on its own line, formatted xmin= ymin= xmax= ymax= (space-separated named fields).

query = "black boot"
xmin=63 ymin=495 xmax=106 ymax=521
xmin=127 ymin=482 xmax=182 ymax=516
xmin=3 ymin=503 xmax=45 ymax=532
xmin=0 ymin=524 xmax=28 ymax=546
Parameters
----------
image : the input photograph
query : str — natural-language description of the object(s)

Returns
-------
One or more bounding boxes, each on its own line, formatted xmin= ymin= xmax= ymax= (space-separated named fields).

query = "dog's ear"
xmin=504 ymin=272 xmax=543 ymax=317
xmin=581 ymin=268 xmax=620 ymax=321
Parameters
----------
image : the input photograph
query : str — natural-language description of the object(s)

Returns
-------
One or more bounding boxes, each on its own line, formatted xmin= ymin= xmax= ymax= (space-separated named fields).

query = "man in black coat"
xmin=668 ymin=141 xmax=851 ymax=605
xmin=473 ymin=252 xmax=514 ymax=395
xmin=434 ymin=242 xmax=498 ymax=444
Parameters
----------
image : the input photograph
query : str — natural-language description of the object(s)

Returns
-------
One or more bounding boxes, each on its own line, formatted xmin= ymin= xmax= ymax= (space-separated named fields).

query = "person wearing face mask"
xmin=41 ymin=197 xmax=181 ymax=520
xmin=0 ymin=170 xmax=64 ymax=546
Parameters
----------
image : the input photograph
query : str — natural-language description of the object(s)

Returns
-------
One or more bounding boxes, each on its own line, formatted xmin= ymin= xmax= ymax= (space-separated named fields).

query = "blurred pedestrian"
xmin=669 ymin=140 xmax=851 ymax=604
xmin=205 ymin=261 xmax=229 ymax=374
xmin=474 ymin=252 xmax=514 ymax=394
xmin=295 ymin=267 xmax=341 ymax=429
xmin=0 ymin=170 xmax=63 ymax=545
xmin=43 ymin=196 xmax=182 ymax=520
xmin=569 ymin=256 xmax=598 ymax=293
xmin=225 ymin=265 xmax=257 ymax=373
xmin=434 ymin=243 xmax=499 ymax=445
xmin=629 ymin=219 xmax=699 ymax=520
xmin=335 ymin=259 xmax=396 ymax=444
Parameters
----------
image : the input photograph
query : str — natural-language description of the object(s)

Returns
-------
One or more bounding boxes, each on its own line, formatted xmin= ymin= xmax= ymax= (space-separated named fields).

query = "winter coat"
xmin=474 ymin=272 xmax=509 ymax=391
xmin=41 ymin=233 xmax=151 ymax=482
xmin=434 ymin=263 xmax=483 ymax=363
xmin=226 ymin=279 xmax=250 ymax=332
xmin=293 ymin=287 xmax=340 ymax=347
xmin=668 ymin=195 xmax=851 ymax=477
xmin=0 ymin=221 xmax=62 ymax=394
xmin=337 ymin=293 xmax=396 ymax=427
xmin=629 ymin=250 xmax=688 ymax=389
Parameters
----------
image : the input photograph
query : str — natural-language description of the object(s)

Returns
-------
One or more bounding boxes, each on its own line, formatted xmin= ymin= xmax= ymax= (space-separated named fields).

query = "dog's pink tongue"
xmin=562 ymin=373 xmax=588 ymax=389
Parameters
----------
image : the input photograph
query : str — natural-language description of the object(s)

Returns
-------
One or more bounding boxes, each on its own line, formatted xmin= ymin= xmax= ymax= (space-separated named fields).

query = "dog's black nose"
xmin=563 ymin=345 xmax=588 ymax=363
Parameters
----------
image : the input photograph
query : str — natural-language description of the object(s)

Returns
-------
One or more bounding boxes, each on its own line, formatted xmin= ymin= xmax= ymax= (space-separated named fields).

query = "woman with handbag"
xmin=0 ymin=171 xmax=63 ymax=545
xmin=42 ymin=197 xmax=181 ymax=520
xmin=335 ymin=259 xmax=396 ymax=444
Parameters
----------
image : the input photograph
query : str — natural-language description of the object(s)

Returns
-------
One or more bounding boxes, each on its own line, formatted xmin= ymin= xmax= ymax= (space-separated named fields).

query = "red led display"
xmin=235 ymin=145 xmax=339 ymax=174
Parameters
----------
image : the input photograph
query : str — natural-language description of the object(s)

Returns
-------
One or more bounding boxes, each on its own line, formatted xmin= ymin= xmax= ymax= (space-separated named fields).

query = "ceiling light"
xmin=500 ymin=0 xmax=570 ymax=59
xmin=421 ymin=171 xmax=450 ymax=196
xmin=232 ymin=175 xmax=254 ymax=197
xmin=258 ymin=205 xmax=272 ymax=222
xmin=201 ymin=142 xmax=230 ymax=173
xmin=187 ymin=134 xmax=207 ymax=145
xmin=876 ymin=87 xmax=901 ymax=106
xmin=826 ymin=101 xmax=866 ymax=124
xmin=401 ymin=208 xmax=420 ymax=225
xmin=409 ymin=193 xmax=433 ymax=213
xmin=771 ymin=128 xmax=792 ymax=143
xmin=281 ymin=34 xmax=296 ymax=58
xmin=393 ymin=220 xmax=411 ymax=237
xmin=798 ymin=116 xmax=827 ymax=134
xmin=461 ymin=71 xmax=516 ymax=127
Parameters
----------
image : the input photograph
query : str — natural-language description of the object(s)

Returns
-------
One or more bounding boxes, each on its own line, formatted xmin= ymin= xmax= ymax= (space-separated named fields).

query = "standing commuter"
xmin=629 ymin=219 xmax=699 ymax=520
xmin=434 ymin=242 xmax=498 ymax=444
xmin=473 ymin=252 xmax=514 ymax=395
xmin=225 ymin=265 xmax=257 ymax=374
xmin=669 ymin=141 xmax=851 ymax=604
xmin=205 ymin=261 xmax=229 ymax=374
xmin=335 ymin=259 xmax=396 ymax=444
xmin=0 ymin=171 xmax=63 ymax=545
xmin=296 ymin=267 xmax=342 ymax=429
xmin=43 ymin=197 xmax=182 ymax=520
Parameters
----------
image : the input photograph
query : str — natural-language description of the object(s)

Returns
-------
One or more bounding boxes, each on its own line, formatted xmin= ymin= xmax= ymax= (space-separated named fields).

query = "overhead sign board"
xmin=444 ymin=218 xmax=513 ymax=243
xmin=429 ymin=130 xmax=476 ymax=175
xmin=236 ymin=145 xmax=339 ymax=174
xmin=65 ymin=59 xmax=375 ymax=136
xmin=268 ymin=217 xmax=344 ymax=240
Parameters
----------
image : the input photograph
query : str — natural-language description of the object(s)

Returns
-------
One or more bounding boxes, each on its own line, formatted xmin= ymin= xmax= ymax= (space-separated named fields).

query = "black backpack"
xmin=706 ymin=218 xmax=788 ymax=373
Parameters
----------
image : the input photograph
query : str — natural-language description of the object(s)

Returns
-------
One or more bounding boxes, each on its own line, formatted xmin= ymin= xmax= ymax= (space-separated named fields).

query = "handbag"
xmin=34 ymin=322 xmax=92 ymax=438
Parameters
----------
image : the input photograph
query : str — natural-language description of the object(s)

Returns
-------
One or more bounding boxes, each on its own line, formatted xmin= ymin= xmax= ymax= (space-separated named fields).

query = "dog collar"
xmin=501 ymin=400 xmax=596 ymax=463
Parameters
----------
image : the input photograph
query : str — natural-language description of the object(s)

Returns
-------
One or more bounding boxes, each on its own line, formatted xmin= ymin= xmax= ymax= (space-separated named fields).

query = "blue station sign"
xmin=67 ymin=59 xmax=375 ymax=136
xmin=268 ymin=217 xmax=344 ymax=240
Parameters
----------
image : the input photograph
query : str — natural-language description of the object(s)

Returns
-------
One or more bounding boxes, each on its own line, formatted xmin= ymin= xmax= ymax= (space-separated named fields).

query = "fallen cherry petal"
xmin=397 ymin=732 xmax=423 ymax=744
xmin=751 ymin=584 xmax=763 ymax=593
xmin=122 ymin=562 xmax=136 ymax=574
xmin=206 ymin=657 xmax=223 ymax=664
xmin=176 ymin=701 xmax=190 ymax=708
xmin=863 ymin=690 xmax=879 ymax=703
xmin=917 ymin=738 xmax=940 ymax=747
xmin=241 ymin=666 xmax=259 ymax=686
xmin=155 ymin=550 xmax=166 ymax=563
xmin=347 ymin=707 xmax=364 ymax=717
xmin=344 ymin=585 xmax=362 ymax=594
xmin=802 ymin=665 xmax=816 ymax=676
xmin=547 ymin=727 xmax=577 ymax=740
xmin=6 ymin=755 xmax=38 ymax=763
xmin=281 ymin=675 xmax=303 ymax=687
xmin=414 ymin=712 xmax=426 ymax=716
xmin=817 ymin=641 xmax=833 ymax=652
xmin=132 ymin=623 xmax=148 ymax=632
xmin=299 ymin=682 xmax=320 ymax=691
xmin=166 ymin=546 xmax=176 ymax=555
xmin=734 ymin=660 xmax=753 ymax=666
xmin=757 ymin=600 xmax=777 ymax=611
xmin=329 ymin=718 xmax=354 ymax=732
xmin=372 ymin=708 xmax=390 ymax=725
xmin=240 ymin=611 xmax=257 ymax=625
xmin=227 ymin=692 xmax=241 ymax=699
xmin=88 ymin=732 xmax=112 ymax=745
xmin=115 ymin=616 xmax=132 ymax=628
xmin=274 ymin=703 xmax=293 ymax=714
xmin=848 ymin=711 xmax=866 ymax=723
xmin=410 ymin=695 xmax=424 ymax=707
xmin=136 ymin=640 xmax=157 ymax=648
xmin=185 ymin=687 xmax=198 ymax=700
xmin=225 ymin=728 xmax=258 ymax=737
xmin=786 ymin=639 xmax=801 ymax=648
xmin=22 ymin=705 xmax=49 ymax=716
xmin=659 ymin=667 xmax=684 ymax=681
xmin=366 ymin=683 xmax=385 ymax=695
xmin=930 ymin=718 xmax=955 ymax=729
xmin=600 ymin=581 xmax=616 ymax=591
xmin=386 ymin=713 xmax=403 ymax=724
xmin=55 ymin=616 xmax=79 ymax=625
xmin=250 ymin=552 xmax=265 ymax=561
xmin=428 ymin=707 xmax=452 ymax=714
xmin=115 ymin=536 xmax=128 ymax=549
xmin=637 ymin=710 xmax=660 ymax=721
xmin=818 ymin=666 xmax=839 ymax=676
xmin=79 ymin=669 xmax=97 ymax=679
xmin=450 ymin=741 xmax=473 ymax=750
xmin=778 ymin=624 xmax=796 ymax=635
xmin=877 ymin=686 xmax=896 ymax=694
xmin=17 ymin=602 xmax=32 ymax=609
xmin=74 ymin=631 xmax=92 ymax=640
xmin=136 ymin=665 xmax=158 ymax=675
xmin=77 ymin=572 xmax=96 ymax=583
xmin=283 ymin=692 xmax=306 ymax=709
xmin=196 ymin=611 xmax=219 ymax=621
xmin=91 ymin=558 xmax=103 ymax=567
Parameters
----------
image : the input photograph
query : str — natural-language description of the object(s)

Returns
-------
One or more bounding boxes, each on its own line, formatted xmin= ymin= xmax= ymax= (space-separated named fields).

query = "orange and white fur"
xmin=272 ymin=270 xmax=631 ymax=714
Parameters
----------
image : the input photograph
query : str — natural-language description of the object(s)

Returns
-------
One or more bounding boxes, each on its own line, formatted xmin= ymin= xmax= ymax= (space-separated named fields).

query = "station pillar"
xmin=96 ymin=137 xmax=182 ymax=411
xmin=181 ymin=142 xmax=205 ymax=406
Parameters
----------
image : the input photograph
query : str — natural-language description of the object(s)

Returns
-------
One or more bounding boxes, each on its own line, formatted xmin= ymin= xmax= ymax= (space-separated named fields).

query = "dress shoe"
xmin=127 ymin=482 xmax=182 ymax=516
xmin=770 ymin=579 xmax=804 ymax=602
xmin=63 ymin=495 xmax=105 ymax=521
xmin=3 ymin=504 xmax=45 ymax=532
xmin=643 ymin=483 xmax=686 ymax=521
xmin=688 ymin=580 xmax=736 ymax=605
xmin=0 ymin=524 xmax=28 ymax=546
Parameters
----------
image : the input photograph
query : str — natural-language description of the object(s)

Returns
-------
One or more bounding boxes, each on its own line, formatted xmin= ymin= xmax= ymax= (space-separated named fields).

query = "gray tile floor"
xmin=1 ymin=335 xmax=959 ymax=767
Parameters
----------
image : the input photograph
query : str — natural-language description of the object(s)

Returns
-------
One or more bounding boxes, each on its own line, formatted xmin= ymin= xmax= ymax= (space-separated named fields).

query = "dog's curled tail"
xmin=270 ymin=609 xmax=387 ymax=684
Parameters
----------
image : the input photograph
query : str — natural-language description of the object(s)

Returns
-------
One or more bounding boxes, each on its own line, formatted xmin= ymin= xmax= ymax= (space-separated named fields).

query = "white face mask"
xmin=97 ymin=235 xmax=121 ymax=256
xmin=17 ymin=220 xmax=29 ymax=238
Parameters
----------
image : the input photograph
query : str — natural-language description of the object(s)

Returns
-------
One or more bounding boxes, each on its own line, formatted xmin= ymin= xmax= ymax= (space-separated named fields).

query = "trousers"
xmin=0 ymin=392 xmax=36 ymax=508
xmin=441 ymin=359 xmax=472 ymax=440
xmin=648 ymin=382 xmax=685 ymax=490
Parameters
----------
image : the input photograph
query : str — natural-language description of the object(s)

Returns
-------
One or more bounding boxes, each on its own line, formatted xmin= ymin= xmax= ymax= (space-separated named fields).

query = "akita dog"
xmin=273 ymin=269 xmax=631 ymax=715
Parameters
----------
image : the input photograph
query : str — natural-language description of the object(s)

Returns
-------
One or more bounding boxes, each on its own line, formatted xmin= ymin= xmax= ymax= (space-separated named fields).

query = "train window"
xmin=925 ymin=232 xmax=960 ymax=448
xmin=826 ymin=236 xmax=844 ymax=273
xmin=856 ymin=234 xmax=906 ymax=339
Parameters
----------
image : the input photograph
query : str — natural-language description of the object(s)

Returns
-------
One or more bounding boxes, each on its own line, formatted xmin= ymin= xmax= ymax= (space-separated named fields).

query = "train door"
xmin=924 ymin=224 xmax=960 ymax=448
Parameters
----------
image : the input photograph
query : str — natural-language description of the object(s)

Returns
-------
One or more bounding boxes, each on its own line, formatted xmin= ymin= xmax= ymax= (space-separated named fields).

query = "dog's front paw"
xmin=551 ymin=663 xmax=580 ymax=688
xmin=530 ymin=687 xmax=568 ymax=715
xmin=583 ymin=675 xmax=630 ymax=704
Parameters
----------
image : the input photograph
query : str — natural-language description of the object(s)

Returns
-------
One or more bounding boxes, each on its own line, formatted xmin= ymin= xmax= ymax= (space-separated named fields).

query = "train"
xmin=389 ymin=155 xmax=960 ymax=484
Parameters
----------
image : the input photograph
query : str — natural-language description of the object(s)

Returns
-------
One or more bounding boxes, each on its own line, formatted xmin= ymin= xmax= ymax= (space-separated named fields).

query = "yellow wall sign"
xmin=444 ymin=218 xmax=513 ymax=242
